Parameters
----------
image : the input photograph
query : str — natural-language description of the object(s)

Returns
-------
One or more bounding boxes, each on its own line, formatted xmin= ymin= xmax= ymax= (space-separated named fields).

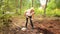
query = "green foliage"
xmin=34 ymin=0 xmax=40 ymax=8
xmin=55 ymin=0 xmax=60 ymax=9
xmin=47 ymin=0 xmax=56 ymax=11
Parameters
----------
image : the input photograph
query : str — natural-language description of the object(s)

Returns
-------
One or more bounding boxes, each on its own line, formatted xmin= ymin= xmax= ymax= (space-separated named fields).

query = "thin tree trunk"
xmin=20 ymin=0 xmax=22 ymax=15
xmin=7 ymin=0 xmax=9 ymax=11
xmin=32 ymin=0 xmax=33 ymax=7
xmin=0 ymin=0 xmax=4 ymax=14
xmin=44 ymin=0 xmax=48 ymax=17
xmin=0 ymin=0 xmax=2 ymax=7
xmin=15 ymin=0 xmax=18 ymax=14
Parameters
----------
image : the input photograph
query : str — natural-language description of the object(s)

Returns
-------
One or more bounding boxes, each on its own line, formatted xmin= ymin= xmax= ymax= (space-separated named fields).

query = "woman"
xmin=24 ymin=7 xmax=35 ymax=29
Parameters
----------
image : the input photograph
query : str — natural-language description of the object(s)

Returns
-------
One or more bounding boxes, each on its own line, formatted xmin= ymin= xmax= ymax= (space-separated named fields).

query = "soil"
xmin=0 ymin=16 xmax=60 ymax=34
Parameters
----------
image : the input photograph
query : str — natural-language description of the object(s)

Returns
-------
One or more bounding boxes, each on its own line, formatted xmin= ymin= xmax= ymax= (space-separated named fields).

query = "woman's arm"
xmin=24 ymin=12 xmax=26 ymax=16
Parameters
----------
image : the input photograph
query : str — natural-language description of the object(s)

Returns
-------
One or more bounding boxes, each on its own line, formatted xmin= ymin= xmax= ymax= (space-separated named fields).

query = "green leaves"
xmin=55 ymin=0 xmax=60 ymax=9
xmin=47 ymin=0 xmax=56 ymax=11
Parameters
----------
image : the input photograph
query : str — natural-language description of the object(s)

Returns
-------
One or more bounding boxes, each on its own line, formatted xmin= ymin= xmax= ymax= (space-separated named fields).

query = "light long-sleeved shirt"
xmin=25 ymin=9 xmax=34 ymax=16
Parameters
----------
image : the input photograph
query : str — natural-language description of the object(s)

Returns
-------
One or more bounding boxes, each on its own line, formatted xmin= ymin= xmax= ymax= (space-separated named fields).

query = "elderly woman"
xmin=24 ymin=7 xmax=35 ymax=29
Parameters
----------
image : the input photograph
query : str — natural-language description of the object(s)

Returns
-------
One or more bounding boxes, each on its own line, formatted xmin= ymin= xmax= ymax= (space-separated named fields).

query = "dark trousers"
xmin=25 ymin=16 xmax=34 ymax=28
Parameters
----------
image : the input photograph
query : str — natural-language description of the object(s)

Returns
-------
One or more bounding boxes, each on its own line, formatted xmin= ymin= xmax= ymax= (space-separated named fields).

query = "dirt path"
xmin=1 ymin=16 xmax=60 ymax=34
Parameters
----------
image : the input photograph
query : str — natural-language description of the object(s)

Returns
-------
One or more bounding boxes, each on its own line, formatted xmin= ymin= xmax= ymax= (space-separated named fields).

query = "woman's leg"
xmin=29 ymin=16 xmax=34 ymax=29
xmin=25 ymin=17 xmax=28 ymax=28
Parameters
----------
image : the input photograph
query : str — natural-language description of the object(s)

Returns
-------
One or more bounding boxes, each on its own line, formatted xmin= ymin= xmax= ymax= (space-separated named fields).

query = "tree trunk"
xmin=15 ymin=0 xmax=18 ymax=14
xmin=7 ymin=0 xmax=9 ymax=11
xmin=0 ymin=0 xmax=2 ymax=10
xmin=20 ymin=0 xmax=22 ymax=15
xmin=32 ymin=0 xmax=33 ymax=7
xmin=44 ymin=0 xmax=48 ymax=17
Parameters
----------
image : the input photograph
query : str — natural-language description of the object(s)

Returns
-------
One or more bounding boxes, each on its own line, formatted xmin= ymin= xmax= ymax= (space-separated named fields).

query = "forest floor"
xmin=0 ymin=16 xmax=60 ymax=34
